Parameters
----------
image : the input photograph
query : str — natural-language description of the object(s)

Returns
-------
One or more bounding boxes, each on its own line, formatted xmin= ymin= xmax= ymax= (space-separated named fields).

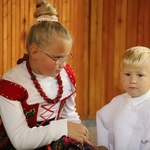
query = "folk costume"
xmin=0 ymin=60 xmax=91 ymax=149
xmin=96 ymin=91 xmax=150 ymax=150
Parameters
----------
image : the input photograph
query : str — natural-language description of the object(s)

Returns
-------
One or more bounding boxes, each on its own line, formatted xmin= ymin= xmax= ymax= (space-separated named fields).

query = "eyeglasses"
xmin=39 ymin=49 xmax=73 ymax=66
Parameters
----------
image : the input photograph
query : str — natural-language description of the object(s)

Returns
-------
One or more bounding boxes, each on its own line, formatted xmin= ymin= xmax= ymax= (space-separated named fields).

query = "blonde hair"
xmin=121 ymin=46 xmax=150 ymax=67
xmin=26 ymin=0 xmax=72 ymax=51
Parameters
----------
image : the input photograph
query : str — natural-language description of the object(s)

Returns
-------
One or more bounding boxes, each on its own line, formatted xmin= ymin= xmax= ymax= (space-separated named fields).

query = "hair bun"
xmin=34 ymin=0 xmax=58 ymax=19
xmin=35 ymin=0 xmax=46 ymax=8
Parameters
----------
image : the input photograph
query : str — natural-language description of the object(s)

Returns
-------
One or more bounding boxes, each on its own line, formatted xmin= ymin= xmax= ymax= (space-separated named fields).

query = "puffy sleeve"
xmin=96 ymin=96 xmax=121 ymax=148
xmin=96 ymin=107 xmax=109 ymax=148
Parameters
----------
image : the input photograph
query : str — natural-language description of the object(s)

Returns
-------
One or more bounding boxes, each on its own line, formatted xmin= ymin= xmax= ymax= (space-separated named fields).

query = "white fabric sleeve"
xmin=0 ymin=96 xmax=68 ymax=149
xmin=60 ymin=93 xmax=81 ymax=123
xmin=96 ymin=109 xmax=109 ymax=148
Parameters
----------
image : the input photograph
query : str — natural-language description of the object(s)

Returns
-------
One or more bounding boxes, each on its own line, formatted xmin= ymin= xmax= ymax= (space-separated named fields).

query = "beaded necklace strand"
xmin=26 ymin=61 xmax=63 ymax=104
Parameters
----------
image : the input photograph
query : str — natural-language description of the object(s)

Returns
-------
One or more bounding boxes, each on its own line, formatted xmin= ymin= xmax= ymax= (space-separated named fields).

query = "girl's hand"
xmin=67 ymin=121 xmax=89 ymax=144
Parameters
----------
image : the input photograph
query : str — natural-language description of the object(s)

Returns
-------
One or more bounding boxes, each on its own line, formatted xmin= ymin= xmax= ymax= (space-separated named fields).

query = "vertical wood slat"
xmin=12 ymin=0 xmax=17 ymax=66
xmin=126 ymin=0 xmax=138 ymax=48
xmin=0 ymin=0 xmax=2 ymax=77
xmin=13 ymin=0 xmax=20 ymax=66
xmin=143 ymin=0 xmax=150 ymax=46
xmin=137 ymin=0 xmax=150 ymax=46
xmin=89 ymin=0 xmax=98 ymax=117
xmin=74 ymin=0 xmax=90 ymax=118
xmin=95 ymin=0 xmax=104 ymax=113
xmin=20 ymin=0 xmax=25 ymax=56
xmin=29 ymin=0 xmax=35 ymax=27
xmin=1 ymin=0 xmax=150 ymax=119
xmin=113 ymin=0 xmax=127 ymax=97
xmin=89 ymin=0 xmax=103 ymax=117
xmin=102 ymin=0 xmax=116 ymax=104
xmin=3 ymin=0 xmax=8 ymax=73
xmin=7 ymin=0 xmax=12 ymax=68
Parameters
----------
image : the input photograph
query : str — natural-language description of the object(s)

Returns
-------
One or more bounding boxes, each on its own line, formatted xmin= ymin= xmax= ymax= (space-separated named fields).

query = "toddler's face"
xmin=120 ymin=60 xmax=150 ymax=97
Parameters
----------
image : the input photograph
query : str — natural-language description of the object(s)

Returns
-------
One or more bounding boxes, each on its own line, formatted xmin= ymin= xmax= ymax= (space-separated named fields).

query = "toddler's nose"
xmin=130 ymin=80 xmax=136 ymax=84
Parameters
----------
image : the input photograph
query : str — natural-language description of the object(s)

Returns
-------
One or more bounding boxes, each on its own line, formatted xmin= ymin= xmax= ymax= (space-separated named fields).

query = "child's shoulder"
xmin=2 ymin=62 xmax=26 ymax=79
xmin=97 ymin=93 xmax=127 ymax=113
xmin=111 ymin=93 xmax=127 ymax=103
xmin=105 ymin=93 xmax=126 ymax=106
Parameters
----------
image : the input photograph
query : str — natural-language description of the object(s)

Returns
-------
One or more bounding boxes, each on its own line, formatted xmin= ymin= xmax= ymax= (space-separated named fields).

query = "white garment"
xmin=96 ymin=91 xmax=150 ymax=150
xmin=0 ymin=62 xmax=80 ymax=149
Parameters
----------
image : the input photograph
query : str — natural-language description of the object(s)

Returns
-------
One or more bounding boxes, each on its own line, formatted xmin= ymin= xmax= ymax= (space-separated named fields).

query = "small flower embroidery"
xmin=25 ymin=109 xmax=35 ymax=118
xmin=0 ymin=133 xmax=8 ymax=144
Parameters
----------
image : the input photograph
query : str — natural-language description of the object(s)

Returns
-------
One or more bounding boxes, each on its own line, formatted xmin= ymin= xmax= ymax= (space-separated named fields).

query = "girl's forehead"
xmin=46 ymin=37 xmax=72 ymax=47
xmin=44 ymin=39 xmax=72 ymax=55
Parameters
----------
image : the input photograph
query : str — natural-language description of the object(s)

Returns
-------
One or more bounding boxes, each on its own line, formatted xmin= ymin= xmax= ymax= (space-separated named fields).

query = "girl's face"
xmin=31 ymin=38 xmax=72 ymax=77
xmin=120 ymin=60 xmax=150 ymax=97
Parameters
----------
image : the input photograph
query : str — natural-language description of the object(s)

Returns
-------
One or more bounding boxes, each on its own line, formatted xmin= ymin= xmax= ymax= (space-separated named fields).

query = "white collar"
xmin=126 ymin=90 xmax=150 ymax=110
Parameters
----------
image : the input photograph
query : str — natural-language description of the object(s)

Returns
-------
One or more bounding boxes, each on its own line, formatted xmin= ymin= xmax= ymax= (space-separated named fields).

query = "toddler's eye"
xmin=124 ymin=73 xmax=130 ymax=76
xmin=137 ymin=74 xmax=143 ymax=77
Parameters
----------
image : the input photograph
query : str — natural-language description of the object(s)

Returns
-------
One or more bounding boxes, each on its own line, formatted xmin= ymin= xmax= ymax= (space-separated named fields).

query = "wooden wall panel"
xmin=12 ymin=0 xmax=18 ymax=65
xmin=126 ymin=0 xmax=138 ymax=48
xmin=89 ymin=0 xmax=103 ymax=118
xmin=1 ymin=0 xmax=150 ymax=120
xmin=0 ymin=0 xmax=2 ymax=77
xmin=3 ymin=0 xmax=9 ymax=73
xmin=113 ymin=0 xmax=127 ymax=97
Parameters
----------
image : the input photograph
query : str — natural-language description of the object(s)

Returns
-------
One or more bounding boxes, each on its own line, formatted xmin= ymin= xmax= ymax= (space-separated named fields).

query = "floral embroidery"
xmin=0 ymin=124 xmax=13 ymax=149
xmin=25 ymin=109 xmax=36 ymax=118
xmin=0 ymin=133 xmax=8 ymax=145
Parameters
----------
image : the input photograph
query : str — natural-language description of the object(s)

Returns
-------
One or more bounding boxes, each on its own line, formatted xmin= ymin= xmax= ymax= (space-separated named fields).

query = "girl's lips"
xmin=56 ymin=70 xmax=61 ymax=73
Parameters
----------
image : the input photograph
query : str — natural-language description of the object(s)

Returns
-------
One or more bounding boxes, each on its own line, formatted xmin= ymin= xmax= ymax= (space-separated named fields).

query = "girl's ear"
xmin=29 ymin=45 xmax=39 ymax=60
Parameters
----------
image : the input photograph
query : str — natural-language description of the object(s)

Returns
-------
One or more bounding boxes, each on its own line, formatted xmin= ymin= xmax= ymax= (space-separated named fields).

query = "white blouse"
xmin=96 ymin=91 xmax=150 ymax=150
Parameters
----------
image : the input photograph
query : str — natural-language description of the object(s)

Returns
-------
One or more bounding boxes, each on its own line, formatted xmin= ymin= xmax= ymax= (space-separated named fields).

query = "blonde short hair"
xmin=121 ymin=46 xmax=150 ymax=67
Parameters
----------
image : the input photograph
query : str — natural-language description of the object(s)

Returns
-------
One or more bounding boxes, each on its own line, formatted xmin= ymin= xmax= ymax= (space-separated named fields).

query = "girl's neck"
xmin=28 ymin=59 xmax=41 ymax=75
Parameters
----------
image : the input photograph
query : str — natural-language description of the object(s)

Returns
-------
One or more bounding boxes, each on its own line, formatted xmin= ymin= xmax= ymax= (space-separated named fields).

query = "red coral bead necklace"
xmin=26 ymin=61 xmax=63 ymax=104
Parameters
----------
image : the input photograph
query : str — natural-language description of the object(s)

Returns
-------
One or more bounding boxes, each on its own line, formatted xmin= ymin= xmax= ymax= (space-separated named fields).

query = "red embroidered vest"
xmin=0 ymin=64 xmax=76 ymax=127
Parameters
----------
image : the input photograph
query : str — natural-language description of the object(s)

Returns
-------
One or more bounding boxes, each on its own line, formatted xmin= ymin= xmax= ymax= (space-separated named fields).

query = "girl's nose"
xmin=59 ymin=61 xmax=66 ymax=68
